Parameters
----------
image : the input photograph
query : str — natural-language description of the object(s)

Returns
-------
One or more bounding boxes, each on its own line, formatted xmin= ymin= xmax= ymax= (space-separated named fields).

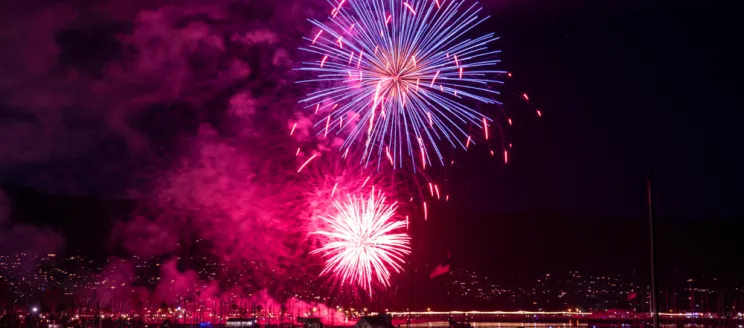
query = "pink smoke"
xmin=1 ymin=0 xmax=411 ymax=310
xmin=84 ymin=257 xmax=348 ymax=324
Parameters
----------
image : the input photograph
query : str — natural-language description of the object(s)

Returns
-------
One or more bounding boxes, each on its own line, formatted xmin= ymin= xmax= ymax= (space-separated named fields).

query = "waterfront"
xmin=5 ymin=309 xmax=744 ymax=328
xmin=402 ymin=323 xmax=744 ymax=328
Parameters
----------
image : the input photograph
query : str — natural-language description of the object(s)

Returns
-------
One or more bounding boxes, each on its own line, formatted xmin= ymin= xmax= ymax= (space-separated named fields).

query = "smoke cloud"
xmin=0 ymin=0 xmax=311 ymax=195
xmin=1 ymin=0 xmax=406 ymax=308
xmin=87 ymin=257 xmax=346 ymax=323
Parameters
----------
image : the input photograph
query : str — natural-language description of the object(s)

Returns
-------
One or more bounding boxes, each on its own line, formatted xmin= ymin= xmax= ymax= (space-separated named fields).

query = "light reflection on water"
xmin=407 ymin=323 xmax=571 ymax=328
xmin=403 ymin=323 xmax=736 ymax=328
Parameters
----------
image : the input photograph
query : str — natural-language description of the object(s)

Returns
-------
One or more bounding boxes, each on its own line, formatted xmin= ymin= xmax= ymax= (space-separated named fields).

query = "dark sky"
xmin=424 ymin=1 xmax=742 ymax=281
xmin=1 ymin=0 xmax=740 ymax=283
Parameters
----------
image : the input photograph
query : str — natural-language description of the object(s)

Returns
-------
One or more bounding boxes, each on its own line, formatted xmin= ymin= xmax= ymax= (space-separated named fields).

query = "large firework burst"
xmin=311 ymin=189 xmax=410 ymax=294
xmin=299 ymin=0 xmax=504 ymax=170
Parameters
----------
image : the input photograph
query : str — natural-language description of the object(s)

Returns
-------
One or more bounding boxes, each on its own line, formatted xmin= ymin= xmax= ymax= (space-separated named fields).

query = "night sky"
xmin=1 ymin=0 xmax=740 ymax=286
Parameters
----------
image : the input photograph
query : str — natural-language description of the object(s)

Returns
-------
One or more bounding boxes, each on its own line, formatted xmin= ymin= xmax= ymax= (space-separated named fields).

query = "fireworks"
xmin=296 ymin=160 xmax=397 ymax=231
xmin=311 ymin=189 xmax=410 ymax=294
xmin=299 ymin=0 xmax=504 ymax=169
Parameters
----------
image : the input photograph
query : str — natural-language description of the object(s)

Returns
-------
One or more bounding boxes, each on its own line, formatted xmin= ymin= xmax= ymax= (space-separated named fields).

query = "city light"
xmin=1 ymin=253 xmax=741 ymax=325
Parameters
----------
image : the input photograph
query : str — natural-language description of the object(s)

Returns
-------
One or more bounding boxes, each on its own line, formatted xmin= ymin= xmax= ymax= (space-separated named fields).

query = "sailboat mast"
xmin=648 ymin=171 xmax=660 ymax=328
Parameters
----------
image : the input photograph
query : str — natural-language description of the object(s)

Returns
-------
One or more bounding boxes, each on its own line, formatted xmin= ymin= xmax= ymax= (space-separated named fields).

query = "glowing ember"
xmin=297 ymin=154 xmax=318 ymax=173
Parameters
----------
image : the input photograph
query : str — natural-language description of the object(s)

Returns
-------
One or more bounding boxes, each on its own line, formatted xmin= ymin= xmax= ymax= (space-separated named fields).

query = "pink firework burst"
xmin=311 ymin=189 xmax=410 ymax=294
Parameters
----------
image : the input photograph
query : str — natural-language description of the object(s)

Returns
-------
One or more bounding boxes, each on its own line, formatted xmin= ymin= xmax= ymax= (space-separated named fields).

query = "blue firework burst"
xmin=298 ymin=0 xmax=504 ymax=170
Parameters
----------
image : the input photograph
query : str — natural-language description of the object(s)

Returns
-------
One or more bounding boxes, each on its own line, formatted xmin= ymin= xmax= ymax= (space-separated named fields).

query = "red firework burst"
xmin=311 ymin=189 xmax=410 ymax=294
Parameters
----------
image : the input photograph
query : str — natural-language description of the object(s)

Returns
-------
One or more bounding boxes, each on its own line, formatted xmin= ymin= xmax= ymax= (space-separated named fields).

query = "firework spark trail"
xmin=298 ymin=0 xmax=505 ymax=170
xmin=311 ymin=190 xmax=410 ymax=294
xmin=298 ymin=154 xmax=318 ymax=172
